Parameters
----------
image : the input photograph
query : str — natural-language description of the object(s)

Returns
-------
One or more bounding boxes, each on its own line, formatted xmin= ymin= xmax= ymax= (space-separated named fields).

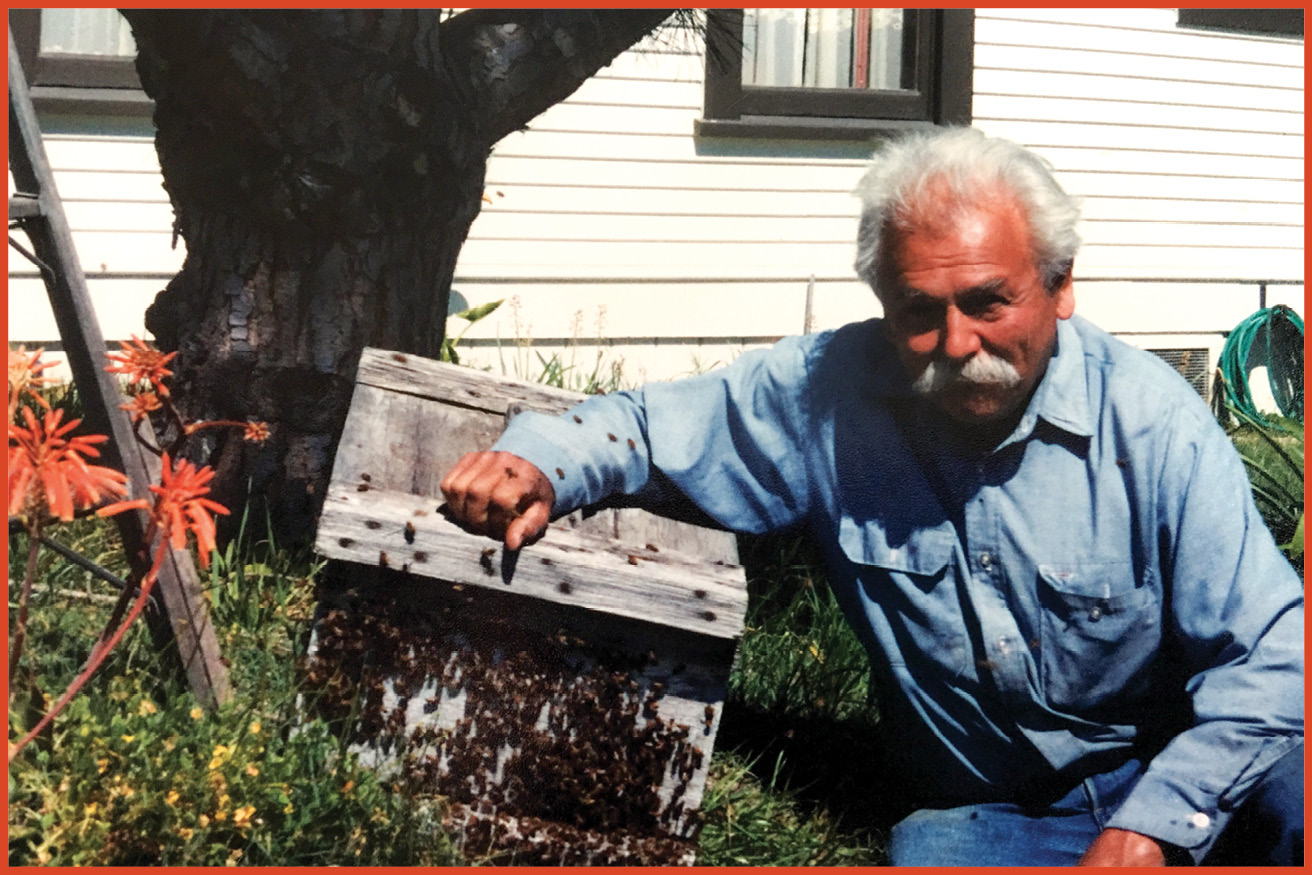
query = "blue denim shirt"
xmin=494 ymin=315 xmax=1304 ymax=859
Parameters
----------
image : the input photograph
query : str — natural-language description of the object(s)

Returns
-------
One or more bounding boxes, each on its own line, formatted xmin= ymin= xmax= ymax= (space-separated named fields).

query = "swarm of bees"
xmin=300 ymin=590 xmax=710 ymax=864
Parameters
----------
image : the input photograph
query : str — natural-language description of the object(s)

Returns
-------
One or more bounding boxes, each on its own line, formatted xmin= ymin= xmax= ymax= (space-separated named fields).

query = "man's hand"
xmin=1078 ymin=828 xmax=1167 ymax=866
xmin=439 ymin=451 xmax=555 ymax=550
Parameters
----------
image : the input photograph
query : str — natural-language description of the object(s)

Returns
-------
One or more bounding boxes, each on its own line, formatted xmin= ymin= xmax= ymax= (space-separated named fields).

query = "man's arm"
xmin=1098 ymin=403 xmax=1304 ymax=862
xmin=439 ymin=334 xmax=818 ymax=545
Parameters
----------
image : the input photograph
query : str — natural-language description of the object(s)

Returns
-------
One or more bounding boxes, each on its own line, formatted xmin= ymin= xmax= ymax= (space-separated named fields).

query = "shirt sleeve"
xmin=1105 ymin=403 xmax=1304 ymax=862
xmin=490 ymin=334 xmax=817 ymax=534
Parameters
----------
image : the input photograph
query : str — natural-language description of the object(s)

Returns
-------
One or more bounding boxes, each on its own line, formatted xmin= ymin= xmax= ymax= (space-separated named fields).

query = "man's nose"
xmin=942 ymin=307 xmax=981 ymax=360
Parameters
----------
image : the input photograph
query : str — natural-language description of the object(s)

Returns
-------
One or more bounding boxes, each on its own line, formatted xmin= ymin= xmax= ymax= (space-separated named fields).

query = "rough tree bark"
xmin=119 ymin=9 xmax=675 ymax=543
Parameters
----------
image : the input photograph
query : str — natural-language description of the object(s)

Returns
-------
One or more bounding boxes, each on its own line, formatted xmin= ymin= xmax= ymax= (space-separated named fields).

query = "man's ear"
xmin=1054 ymin=269 xmax=1075 ymax=320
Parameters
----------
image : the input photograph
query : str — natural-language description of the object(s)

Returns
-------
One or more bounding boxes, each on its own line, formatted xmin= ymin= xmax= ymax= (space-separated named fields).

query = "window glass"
xmin=741 ymin=9 xmax=911 ymax=91
xmin=39 ymin=8 xmax=136 ymax=58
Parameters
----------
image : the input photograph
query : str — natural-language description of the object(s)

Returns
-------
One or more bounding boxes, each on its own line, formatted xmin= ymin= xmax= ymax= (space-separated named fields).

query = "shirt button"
xmin=1088 ymin=603 xmax=1105 ymax=621
xmin=1190 ymin=812 xmax=1211 ymax=829
xmin=979 ymin=552 xmax=992 ymax=569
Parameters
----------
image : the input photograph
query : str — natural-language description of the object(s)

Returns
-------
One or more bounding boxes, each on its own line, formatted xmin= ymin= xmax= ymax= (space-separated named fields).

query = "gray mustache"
xmin=911 ymin=352 xmax=1023 ymax=395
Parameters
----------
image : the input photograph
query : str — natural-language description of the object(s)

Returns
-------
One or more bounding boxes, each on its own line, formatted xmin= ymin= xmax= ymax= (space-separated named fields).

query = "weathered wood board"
xmin=309 ymin=348 xmax=748 ymax=864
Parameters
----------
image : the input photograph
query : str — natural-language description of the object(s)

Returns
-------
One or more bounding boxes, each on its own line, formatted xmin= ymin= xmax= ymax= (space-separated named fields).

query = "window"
xmin=9 ymin=8 xmax=150 ymax=115
xmin=698 ymin=8 xmax=972 ymax=140
xmin=1177 ymin=9 xmax=1303 ymax=39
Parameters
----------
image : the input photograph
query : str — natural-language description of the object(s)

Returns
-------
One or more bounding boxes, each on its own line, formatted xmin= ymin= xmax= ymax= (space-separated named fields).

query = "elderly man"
xmin=440 ymin=128 xmax=1303 ymax=866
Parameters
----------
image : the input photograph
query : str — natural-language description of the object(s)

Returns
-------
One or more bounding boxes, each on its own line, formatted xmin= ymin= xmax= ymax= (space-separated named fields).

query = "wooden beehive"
xmin=309 ymin=348 xmax=748 ymax=864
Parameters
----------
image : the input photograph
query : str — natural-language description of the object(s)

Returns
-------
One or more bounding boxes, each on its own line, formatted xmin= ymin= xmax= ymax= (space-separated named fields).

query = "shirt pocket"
xmin=1037 ymin=561 xmax=1161 ymax=713
xmin=838 ymin=516 xmax=966 ymax=674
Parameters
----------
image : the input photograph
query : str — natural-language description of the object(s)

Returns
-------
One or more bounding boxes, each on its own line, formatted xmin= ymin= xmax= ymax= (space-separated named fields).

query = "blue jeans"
xmin=889 ymin=745 xmax=1303 ymax=866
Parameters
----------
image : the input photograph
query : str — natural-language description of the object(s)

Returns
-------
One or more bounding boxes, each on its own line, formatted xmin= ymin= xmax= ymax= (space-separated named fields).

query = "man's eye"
xmin=963 ymin=296 xmax=1006 ymax=317
xmin=900 ymin=303 xmax=938 ymax=323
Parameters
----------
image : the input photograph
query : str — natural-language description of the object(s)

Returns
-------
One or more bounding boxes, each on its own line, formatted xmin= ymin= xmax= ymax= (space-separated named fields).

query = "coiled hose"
xmin=1215 ymin=304 xmax=1304 ymax=425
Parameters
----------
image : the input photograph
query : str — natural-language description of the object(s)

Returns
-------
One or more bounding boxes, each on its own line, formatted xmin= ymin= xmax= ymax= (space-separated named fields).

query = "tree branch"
xmin=440 ymin=8 xmax=677 ymax=145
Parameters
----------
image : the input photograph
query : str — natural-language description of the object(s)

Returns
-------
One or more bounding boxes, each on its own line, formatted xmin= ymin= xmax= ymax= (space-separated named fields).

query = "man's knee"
xmin=1206 ymin=741 xmax=1303 ymax=866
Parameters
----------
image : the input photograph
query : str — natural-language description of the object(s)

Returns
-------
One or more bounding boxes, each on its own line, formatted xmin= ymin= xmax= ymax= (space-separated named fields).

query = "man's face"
xmin=879 ymin=195 xmax=1075 ymax=425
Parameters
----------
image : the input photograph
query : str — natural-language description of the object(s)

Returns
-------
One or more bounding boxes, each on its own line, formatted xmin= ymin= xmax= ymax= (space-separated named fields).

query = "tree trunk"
xmin=121 ymin=9 xmax=674 ymax=543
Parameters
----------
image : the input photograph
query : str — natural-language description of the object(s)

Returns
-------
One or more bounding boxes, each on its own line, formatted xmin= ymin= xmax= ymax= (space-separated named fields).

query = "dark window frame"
xmin=697 ymin=8 xmax=973 ymax=141
xmin=1177 ymin=9 xmax=1304 ymax=39
xmin=9 ymin=8 xmax=152 ymax=116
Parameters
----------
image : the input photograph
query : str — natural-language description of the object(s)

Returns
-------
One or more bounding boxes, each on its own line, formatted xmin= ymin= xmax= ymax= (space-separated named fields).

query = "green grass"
xmin=7 ymin=515 xmax=462 ymax=867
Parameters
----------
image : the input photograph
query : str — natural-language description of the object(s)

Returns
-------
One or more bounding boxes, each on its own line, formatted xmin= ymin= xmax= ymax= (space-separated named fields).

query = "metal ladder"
xmin=8 ymin=27 xmax=228 ymax=708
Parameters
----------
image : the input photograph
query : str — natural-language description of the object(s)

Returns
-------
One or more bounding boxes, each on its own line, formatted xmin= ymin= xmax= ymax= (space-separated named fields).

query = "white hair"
xmin=853 ymin=127 xmax=1082 ymax=294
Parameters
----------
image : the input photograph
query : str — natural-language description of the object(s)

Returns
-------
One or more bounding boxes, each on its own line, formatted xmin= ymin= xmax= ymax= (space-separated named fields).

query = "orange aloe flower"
xmin=120 ymin=391 xmax=164 ymax=424
xmin=8 ymin=345 xmax=58 ymax=418
xmin=104 ymin=335 xmax=177 ymax=396
xmin=8 ymin=407 xmax=129 ymax=522
xmin=98 ymin=453 xmax=229 ymax=567
xmin=243 ymin=421 xmax=271 ymax=443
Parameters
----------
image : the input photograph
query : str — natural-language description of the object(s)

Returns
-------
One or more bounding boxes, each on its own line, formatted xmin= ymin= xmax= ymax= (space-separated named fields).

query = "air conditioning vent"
xmin=1148 ymin=347 xmax=1210 ymax=399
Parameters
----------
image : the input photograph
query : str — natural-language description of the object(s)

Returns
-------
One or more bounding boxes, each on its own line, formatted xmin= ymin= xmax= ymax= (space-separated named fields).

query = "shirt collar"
xmin=1023 ymin=317 xmax=1092 ymax=439
xmin=865 ymin=317 xmax=1093 ymax=439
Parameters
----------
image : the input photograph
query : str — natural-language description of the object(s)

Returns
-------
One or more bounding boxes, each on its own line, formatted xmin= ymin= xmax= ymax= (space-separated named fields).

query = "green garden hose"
xmin=1216 ymin=305 xmax=1304 ymax=424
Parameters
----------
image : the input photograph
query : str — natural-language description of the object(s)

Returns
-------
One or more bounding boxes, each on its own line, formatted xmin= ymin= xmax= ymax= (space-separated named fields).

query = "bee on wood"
xmin=572 ymin=414 xmax=583 ymax=424
xmin=365 ymin=520 xmax=382 ymax=530
xmin=479 ymin=548 xmax=496 ymax=575
xmin=627 ymin=554 xmax=640 ymax=566
xmin=404 ymin=521 xmax=416 ymax=544
xmin=360 ymin=472 xmax=372 ymax=482
xmin=356 ymin=483 xmax=371 ymax=492
xmin=627 ymin=438 xmax=637 ymax=450
xmin=379 ymin=550 xmax=389 ymax=567
xmin=338 ymin=537 xmax=355 ymax=548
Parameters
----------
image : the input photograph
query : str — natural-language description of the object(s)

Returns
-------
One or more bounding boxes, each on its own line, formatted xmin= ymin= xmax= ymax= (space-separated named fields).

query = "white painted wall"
xmin=8 ymin=8 xmax=1304 ymax=395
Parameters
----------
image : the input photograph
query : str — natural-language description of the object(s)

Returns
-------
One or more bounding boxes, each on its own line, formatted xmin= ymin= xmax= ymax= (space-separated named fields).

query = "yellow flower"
xmin=85 ymin=802 xmax=98 ymax=815
xmin=36 ymin=849 xmax=51 ymax=865
xmin=214 ymin=809 xmax=228 ymax=822
xmin=163 ymin=737 xmax=176 ymax=752
xmin=248 ymin=720 xmax=261 ymax=735
xmin=96 ymin=758 xmax=109 ymax=774
xmin=178 ymin=827 xmax=194 ymax=840
xmin=190 ymin=707 xmax=203 ymax=720
xmin=120 ymin=734 xmax=135 ymax=743
xmin=138 ymin=699 xmax=157 ymax=716
xmin=245 ymin=764 xmax=260 ymax=777
xmin=226 ymin=848 xmax=244 ymax=866
xmin=166 ymin=790 xmax=180 ymax=805
xmin=341 ymin=780 xmax=355 ymax=794
xmin=283 ymin=803 xmax=294 ymax=815
xmin=233 ymin=805 xmax=256 ymax=828
xmin=218 ymin=793 xmax=231 ymax=808
xmin=122 ymin=786 xmax=135 ymax=797
xmin=208 ymin=744 xmax=230 ymax=770
xmin=198 ymin=814 xmax=210 ymax=828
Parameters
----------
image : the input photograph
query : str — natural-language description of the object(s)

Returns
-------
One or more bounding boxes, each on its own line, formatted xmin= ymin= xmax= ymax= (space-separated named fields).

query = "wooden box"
xmin=309 ymin=348 xmax=747 ymax=864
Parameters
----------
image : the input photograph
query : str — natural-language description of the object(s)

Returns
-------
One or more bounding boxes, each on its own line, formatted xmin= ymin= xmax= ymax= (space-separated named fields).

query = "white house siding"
xmin=8 ymin=9 xmax=1304 ymax=393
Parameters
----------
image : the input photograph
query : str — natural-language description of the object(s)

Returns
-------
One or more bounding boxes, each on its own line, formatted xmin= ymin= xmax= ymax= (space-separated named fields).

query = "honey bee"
xmin=404 ymin=521 xmax=416 ymax=544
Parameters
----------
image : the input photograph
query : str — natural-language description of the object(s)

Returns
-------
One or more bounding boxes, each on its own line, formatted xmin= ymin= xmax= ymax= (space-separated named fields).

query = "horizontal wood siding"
xmin=973 ymin=7 xmax=1303 ymax=282
xmin=9 ymin=11 xmax=1304 ymax=385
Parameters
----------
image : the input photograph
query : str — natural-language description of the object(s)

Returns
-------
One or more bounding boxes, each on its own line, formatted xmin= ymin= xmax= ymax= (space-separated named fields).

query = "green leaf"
xmin=1281 ymin=513 xmax=1304 ymax=560
xmin=453 ymin=299 xmax=503 ymax=324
